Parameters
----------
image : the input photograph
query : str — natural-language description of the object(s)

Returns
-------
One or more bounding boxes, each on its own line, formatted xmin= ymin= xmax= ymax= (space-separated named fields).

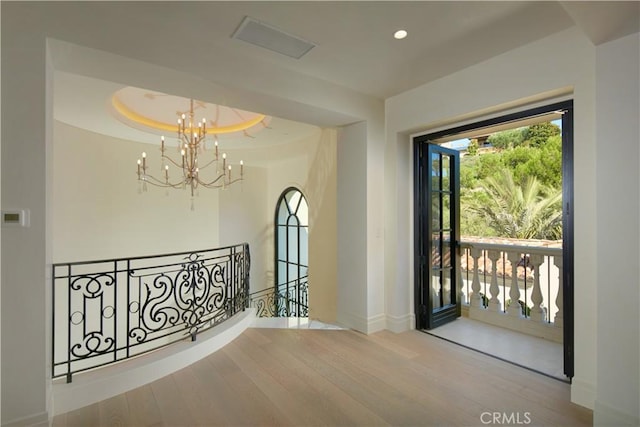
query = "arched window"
xmin=275 ymin=188 xmax=308 ymax=317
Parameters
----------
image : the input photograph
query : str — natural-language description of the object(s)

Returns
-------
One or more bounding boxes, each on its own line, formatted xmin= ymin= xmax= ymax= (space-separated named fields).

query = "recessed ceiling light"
xmin=394 ymin=30 xmax=408 ymax=40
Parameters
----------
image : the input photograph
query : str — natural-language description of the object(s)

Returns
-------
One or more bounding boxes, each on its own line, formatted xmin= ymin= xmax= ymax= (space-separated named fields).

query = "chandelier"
xmin=136 ymin=99 xmax=245 ymax=197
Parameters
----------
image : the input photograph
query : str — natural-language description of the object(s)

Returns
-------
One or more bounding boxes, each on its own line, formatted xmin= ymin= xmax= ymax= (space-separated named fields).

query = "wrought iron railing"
xmin=52 ymin=243 xmax=250 ymax=383
xmin=249 ymin=276 xmax=308 ymax=317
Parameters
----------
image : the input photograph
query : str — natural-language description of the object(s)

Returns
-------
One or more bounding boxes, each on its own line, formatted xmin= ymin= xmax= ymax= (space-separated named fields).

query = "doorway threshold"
xmin=422 ymin=317 xmax=567 ymax=382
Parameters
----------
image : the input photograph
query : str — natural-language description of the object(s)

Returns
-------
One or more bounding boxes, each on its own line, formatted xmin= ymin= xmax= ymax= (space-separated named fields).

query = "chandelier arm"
xmin=161 ymin=155 xmax=186 ymax=169
xmin=198 ymin=181 xmax=226 ymax=189
xmin=196 ymin=157 xmax=219 ymax=170
xmin=166 ymin=180 xmax=191 ymax=189
xmin=140 ymin=176 xmax=180 ymax=188
xmin=177 ymin=133 xmax=190 ymax=146
xmin=143 ymin=174 xmax=173 ymax=186
xmin=143 ymin=173 xmax=195 ymax=189
xmin=196 ymin=174 xmax=226 ymax=187
xmin=226 ymin=177 xmax=244 ymax=186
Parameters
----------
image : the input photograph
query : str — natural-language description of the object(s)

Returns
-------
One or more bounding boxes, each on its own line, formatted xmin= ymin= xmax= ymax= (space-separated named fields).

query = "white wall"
xmin=594 ymin=32 xmax=640 ymax=426
xmin=52 ymin=122 xmax=220 ymax=262
xmin=266 ymin=129 xmax=338 ymax=322
xmin=385 ymin=26 xmax=598 ymax=409
xmin=0 ymin=2 xmax=3 ymax=421
xmin=306 ymin=130 xmax=338 ymax=323
xmin=1 ymin=18 xmax=51 ymax=426
xmin=218 ymin=165 xmax=268 ymax=293
xmin=336 ymin=122 xmax=369 ymax=331
xmin=366 ymin=112 xmax=387 ymax=333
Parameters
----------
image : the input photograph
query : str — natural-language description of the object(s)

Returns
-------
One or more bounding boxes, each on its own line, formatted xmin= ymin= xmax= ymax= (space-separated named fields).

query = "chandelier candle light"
xmin=136 ymin=99 xmax=244 ymax=198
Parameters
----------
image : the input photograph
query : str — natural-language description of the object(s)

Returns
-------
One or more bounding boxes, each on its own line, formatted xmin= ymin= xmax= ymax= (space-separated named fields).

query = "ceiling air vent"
xmin=231 ymin=16 xmax=315 ymax=59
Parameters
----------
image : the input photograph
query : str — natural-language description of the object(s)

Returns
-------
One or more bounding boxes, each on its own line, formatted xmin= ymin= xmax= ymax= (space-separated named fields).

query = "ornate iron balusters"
xmin=52 ymin=244 xmax=250 ymax=382
xmin=248 ymin=276 xmax=309 ymax=318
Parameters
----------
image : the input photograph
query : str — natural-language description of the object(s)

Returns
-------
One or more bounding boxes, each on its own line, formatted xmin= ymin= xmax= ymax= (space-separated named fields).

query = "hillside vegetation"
xmin=460 ymin=122 xmax=562 ymax=240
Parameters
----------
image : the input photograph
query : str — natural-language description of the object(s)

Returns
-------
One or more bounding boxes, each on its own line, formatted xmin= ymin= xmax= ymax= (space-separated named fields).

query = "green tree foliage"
xmin=522 ymin=122 xmax=560 ymax=147
xmin=476 ymin=153 xmax=503 ymax=180
xmin=460 ymin=156 xmax=479 ymax=188
xmin=466 ymin=139 xmax=479 ymax=156
xmin=487 ymin=127 xmax=525 ymax=149
xmin=536 ymin=134 xmax=562 ymax=188
xmin=500 ymin=137 xmax=561 ymax=188
xmin=464 ymin=169 xmax=562 ymax=239
xmin=460 ymin=122 xmax=563 ymax=239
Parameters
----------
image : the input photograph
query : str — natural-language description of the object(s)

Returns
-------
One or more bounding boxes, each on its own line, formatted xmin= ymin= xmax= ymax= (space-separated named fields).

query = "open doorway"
xmin=414 ymin=101 xmax=574 ymax=380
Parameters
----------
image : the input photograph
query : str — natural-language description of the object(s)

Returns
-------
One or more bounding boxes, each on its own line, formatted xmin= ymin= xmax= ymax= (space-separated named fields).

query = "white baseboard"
xmin=367 ymin=313 xmax=387 ymax=333
xmin=252 ymin=317 xmax=346 ymax=330
xmin=335 ymin=312 xmax=386 ymax=334
xmin=2 ymin=411 xmax=49 ymax=427
xmin=571 ymin=377 xmax=596 ymax=410
xmin=594 ymin=400 xmax=640 ymax=426
xmin=335 ymin=311 xmax=359 ymax=331
xmin=51 ymin=308 xmax=255 ymax=416
xmin=386 ymin=313 xmax=414 ymax=333
xmin=252 ymin=317 xmax=310 ymax=328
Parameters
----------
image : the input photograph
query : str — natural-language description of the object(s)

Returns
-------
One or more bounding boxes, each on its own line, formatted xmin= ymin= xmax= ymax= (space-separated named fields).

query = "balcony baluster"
xmin=469 ymin=247 xmax=484 ymax=308
xmin=506 ymin=251 xmax=523 ymax=317
xmin=553 ymin=255 xmax=564 ymax=327
xmin=460 ymin=240 xmax=563 ymax=343
xmin=457 ymin=258 xmax=466 ymax=305
xmin=529 ymin=254 xmax=546 ymax=322
xmin=487 ymin=250 xmax=502 ymax=312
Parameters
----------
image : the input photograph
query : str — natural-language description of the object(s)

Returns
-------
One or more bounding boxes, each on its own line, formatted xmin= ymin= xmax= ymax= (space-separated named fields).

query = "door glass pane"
xmin=442 ymin=231 xmax=451 ymax=268
xmin=431 ymin=232 xmax=441 ymax=268
xmin=286 ymin=191 xmax=300 ymax=210
xmin=431 ymin=270 xmax=442 ymax=309
xmin=277 ymin=226 xmax=287 ymax=259
xmin=442 ymin=155 xmax=450 ymax=191
xmin=297 ymin=197 xmax=309 ymax=226
xmin=299 ymin=227 xmax=309 ymax=267
xmin=277 ymin=261 xmax=287 ymax=286
xmin=288 ymin=263 xmax=301 ymax=286
xmin=287 ymin=215 xmax=299 ymax=227
xmin=431 ymin=193 xmax=441 ymax=231
xmin=277 ymin=203 xmax=288 ymax=224
xmin=442 ymin=268 xmax=452 ymax=306
xmin=442 ymin=193 xmax=451 ymax=231
xmin=431 ymin=152 xmax=441 ymax=190
xmin=287 ymin=227 xmax=298 ymax=264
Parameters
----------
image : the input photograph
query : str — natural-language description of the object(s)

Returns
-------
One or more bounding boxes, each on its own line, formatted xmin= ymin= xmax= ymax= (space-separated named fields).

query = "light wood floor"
xmin=53 ymin=328 xmax=592 ymax=427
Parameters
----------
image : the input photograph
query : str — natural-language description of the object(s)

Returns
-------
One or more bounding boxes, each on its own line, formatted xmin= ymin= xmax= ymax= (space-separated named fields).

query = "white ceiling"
xmin=54 ymin=71 xmax=321 ymax=149
xmin=47 ymin=1 xmax=638 ymax=154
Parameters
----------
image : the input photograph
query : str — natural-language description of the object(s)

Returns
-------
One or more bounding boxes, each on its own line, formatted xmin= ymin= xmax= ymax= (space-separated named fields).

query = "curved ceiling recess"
xmin=111 ymin=87 xmax=271 ymax=144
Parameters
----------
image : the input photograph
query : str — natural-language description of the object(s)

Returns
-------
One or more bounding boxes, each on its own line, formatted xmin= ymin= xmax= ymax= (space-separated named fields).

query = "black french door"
xmin=412 ymin=100 xmax=574 ymax=378
xmin=414 ymin=142 xmax=461 ymax=329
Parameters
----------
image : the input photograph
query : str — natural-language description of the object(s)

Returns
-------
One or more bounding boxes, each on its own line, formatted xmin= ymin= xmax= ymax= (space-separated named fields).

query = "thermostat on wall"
xmin=2 ymin=209 xmax=30 ymax=227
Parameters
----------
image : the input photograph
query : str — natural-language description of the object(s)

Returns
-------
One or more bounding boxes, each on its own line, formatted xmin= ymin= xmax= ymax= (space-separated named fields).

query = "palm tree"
xmin=465 ymin=169 xmax=562 ymax=240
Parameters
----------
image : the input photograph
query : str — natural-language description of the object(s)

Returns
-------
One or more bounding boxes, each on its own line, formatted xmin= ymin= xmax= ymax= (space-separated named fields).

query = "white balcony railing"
xmin=458 ymin=239 xmax=563 ymax=343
